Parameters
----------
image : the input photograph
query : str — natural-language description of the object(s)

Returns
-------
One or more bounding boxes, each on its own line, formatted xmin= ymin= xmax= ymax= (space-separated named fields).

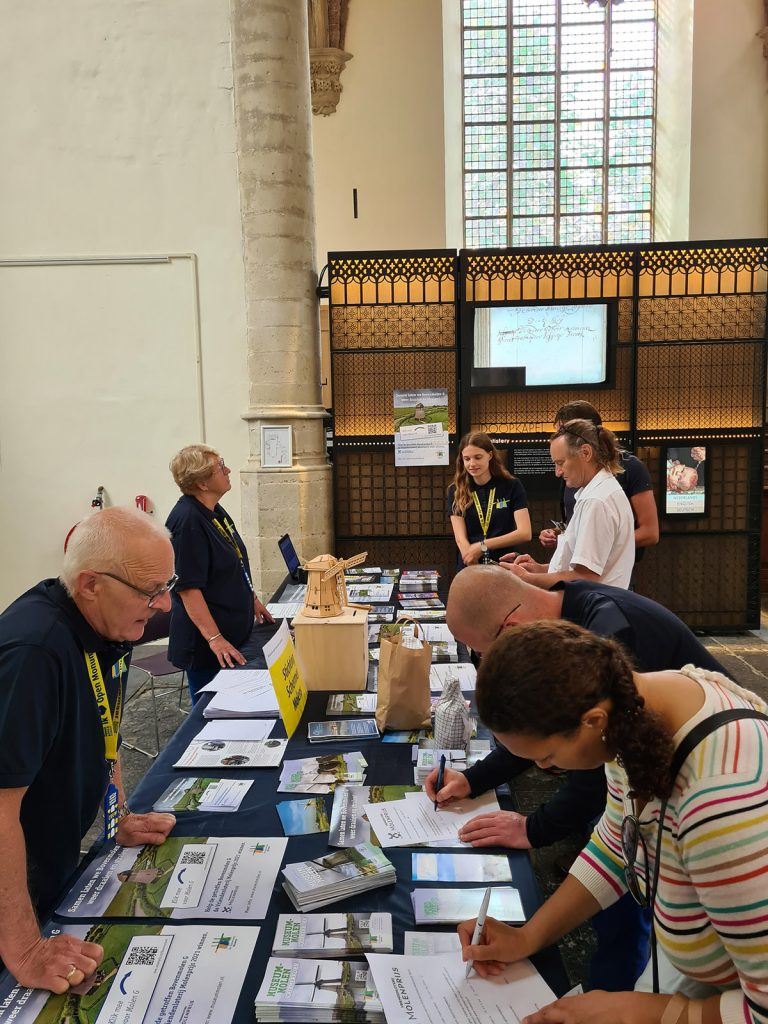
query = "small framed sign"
xmin=663 ymin=444 xmax=707 ymax=516
xmin=261 ymin=425 xmax=292 ymax=469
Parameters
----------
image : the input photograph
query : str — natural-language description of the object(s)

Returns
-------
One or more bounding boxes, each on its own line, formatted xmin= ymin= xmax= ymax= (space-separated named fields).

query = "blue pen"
xmin=434 ymin=753 xmax=447 ymax=811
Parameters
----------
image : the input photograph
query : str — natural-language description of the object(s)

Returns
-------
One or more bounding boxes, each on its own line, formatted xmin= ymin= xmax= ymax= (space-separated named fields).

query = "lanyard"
xmin=472 ymin=487 xmax=496 ymax=539
xmin=84 ymin=651 xmax=124 ymax=764
xmin=213 ymin=516 xmax=254 ymax=592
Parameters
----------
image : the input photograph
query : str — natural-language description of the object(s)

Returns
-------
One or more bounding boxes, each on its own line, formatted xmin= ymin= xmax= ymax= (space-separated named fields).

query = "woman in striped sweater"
xmin=458 ymin=620 xmax=768 ymax=1024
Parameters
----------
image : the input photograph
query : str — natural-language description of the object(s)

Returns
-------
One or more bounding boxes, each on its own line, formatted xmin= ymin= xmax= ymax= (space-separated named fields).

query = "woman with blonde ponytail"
xmin=502 ymin=418 xmax=635 ymax=589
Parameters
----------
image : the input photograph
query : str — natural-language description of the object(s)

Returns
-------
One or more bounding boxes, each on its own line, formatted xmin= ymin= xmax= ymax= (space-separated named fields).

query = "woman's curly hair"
xmin=476 ymin=620 xmax=676 ymax=800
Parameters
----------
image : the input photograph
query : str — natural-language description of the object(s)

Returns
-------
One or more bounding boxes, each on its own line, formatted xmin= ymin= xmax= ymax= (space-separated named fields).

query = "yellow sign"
xmin=263 ymin=620 xmax=307 ymax=739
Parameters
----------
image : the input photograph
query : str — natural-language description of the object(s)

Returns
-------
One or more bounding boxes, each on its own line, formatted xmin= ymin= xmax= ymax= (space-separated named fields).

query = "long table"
xmin=58 ymin=591 xmax=571 ymax=1022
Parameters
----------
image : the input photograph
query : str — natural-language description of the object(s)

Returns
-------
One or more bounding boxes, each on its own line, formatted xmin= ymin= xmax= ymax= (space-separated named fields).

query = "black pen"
xmin=434 ymin=753 xmax=446 ymax=811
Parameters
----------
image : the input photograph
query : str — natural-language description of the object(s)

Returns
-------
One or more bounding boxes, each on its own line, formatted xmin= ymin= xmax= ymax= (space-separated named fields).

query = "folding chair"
xmin=122 ymin=611 xmax=186 ymax=758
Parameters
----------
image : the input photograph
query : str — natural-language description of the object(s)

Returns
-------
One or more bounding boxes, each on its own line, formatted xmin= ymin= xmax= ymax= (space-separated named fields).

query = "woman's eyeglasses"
xmin=621 ymin=812 xmax=650 ymax=907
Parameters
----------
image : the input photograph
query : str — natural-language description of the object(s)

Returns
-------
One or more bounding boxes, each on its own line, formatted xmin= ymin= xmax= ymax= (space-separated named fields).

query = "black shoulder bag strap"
xmin=648 ymin=707 xmax=768 ymax=993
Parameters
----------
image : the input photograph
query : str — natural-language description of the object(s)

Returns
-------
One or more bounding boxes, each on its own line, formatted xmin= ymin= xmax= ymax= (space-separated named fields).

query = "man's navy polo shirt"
xmin=166 ymin=495 xmax=255 ymax=672
xmin=0 ymin=579 xmax=129 ymax=915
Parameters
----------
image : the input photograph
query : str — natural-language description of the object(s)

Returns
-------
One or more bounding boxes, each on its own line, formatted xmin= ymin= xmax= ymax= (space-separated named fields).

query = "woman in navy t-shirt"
xmin=166 ymin=444 xmax=273 ymax=702
xmin=447 ymin=432 xmax=531 ymax=567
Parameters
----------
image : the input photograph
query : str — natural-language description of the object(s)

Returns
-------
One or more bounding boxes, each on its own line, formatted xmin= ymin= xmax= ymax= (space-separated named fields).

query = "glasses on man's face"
xmin=96 ymin=571 xmax=179 ymax=608
xmin=621 ymin=813 xmax=650 ymax=908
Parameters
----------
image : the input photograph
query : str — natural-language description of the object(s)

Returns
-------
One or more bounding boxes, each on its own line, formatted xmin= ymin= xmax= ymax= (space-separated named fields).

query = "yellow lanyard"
xmin=84 ymin=651 xmax=124 ymax=763
xmin=472 ymin=487 xmax=496 ymax=539
xmin=213 ymin=517 xmax=254 ymax=592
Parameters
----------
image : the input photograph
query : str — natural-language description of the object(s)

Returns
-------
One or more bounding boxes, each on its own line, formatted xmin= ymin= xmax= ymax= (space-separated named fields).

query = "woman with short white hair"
xmin=166 ymin=444 xmax=273 ymax=702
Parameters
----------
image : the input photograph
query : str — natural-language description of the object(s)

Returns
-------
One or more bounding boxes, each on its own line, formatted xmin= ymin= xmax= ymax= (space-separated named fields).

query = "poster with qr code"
xmin=0 ymin=923 xmax=257 ymax=1024
xmin=55 ymin=836 xmax=287 ymax=920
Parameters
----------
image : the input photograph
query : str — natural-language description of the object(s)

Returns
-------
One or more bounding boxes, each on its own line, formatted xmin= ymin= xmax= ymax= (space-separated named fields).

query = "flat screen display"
xmin=664 ymin=445 xmax=707 ymax=516
xmin=278 ymin=533 xmax=301 ymax=576
xmin=473 ymin=302 xmax=609 ymax=387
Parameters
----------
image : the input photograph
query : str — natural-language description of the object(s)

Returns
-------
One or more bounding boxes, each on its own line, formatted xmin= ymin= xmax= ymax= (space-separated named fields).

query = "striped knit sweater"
xmin=570 ymin=666 xmax=768 ymax=1024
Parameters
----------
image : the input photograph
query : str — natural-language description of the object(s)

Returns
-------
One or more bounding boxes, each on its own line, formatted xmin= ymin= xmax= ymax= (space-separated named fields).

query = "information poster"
xmin=56 ymin=836 xmax=287 ymax=920
xmin=264 ymin=619 xmax=307 ymax=738
xmin=0 ymin=923 xmax=257 ymax=1024
xmin=393 ymin=389 xmax=449 ymax=467
xmin=665 ymin=444 xmax=707 ymax=515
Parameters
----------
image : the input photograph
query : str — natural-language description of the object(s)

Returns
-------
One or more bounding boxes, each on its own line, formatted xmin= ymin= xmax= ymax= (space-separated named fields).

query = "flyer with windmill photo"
xmin=393 ymin=389 xmax=449 ymax=467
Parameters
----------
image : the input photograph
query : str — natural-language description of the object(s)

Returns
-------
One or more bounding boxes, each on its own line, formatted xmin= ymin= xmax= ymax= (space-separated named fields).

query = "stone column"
xmin=230 ymin=0 xmax=333 ymax=599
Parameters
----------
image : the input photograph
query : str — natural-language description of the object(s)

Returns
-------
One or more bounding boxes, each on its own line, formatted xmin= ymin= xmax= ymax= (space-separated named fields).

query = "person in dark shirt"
xmin=0 ymin=508 xmax=176 ymax=993
xmin=166 ymin=444 xmax=274 ymax=702
xmin=424 ymin=565 xmax=726 ymax=990
xmin=447 ymin=431 xmax=531 ymax=567
xmin=539 ymin=400 xmax=659 ymax=560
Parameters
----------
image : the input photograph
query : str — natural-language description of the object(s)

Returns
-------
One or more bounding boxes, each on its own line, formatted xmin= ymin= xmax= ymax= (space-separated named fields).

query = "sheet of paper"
xmin=56 ymin=836 xmax=288 ymax=919
xmin=411 ymin=886 xmax=524 ymax=924
xmin=412 ymin=853 xmax=513 ymax=883
xmin=198 ymin=667 xmax=272 ymax=694
xmin=362 ymin=791 xmax=500 ymax=848
xmin=365 ymin=954 xmax=554 ymax=1024
xmin=403 ymin=931 xmax=462 ymax=956
xmin=264 ymin=619 xmax=307 ymax=738
xmin=419 ymin=624 xmax=455 ymax=643
xmin=197 ymin=719 xmax=275 ymax=742
xmin=0 ymin=923 xmax=258 ymax=1024
xmin=266 ymin=601 xmax=303 ymax=618
xmin=173 ymin=738 xmax=286 ymax=769
xmin=430 ymin=663 xmax=477 ymax=692
xmin=329 ymin=784 xmax=422 ymax=847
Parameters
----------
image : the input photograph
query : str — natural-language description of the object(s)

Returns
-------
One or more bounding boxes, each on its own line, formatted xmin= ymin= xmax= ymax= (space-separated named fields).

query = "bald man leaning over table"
xmin=0 ymin=508 xmax=176 ymax=993
xmin=423 ymin=565 xmax=726 ymax=990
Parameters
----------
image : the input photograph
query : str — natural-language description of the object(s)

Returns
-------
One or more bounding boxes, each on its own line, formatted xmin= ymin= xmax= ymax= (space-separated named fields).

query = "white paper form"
xmin=365 ymin=953 xmax=555 ymax=1024
xmin=430 ymin=663 xmax=477 ymax=692
xmin=197 ymin=719 xmax=275 ymax=742
xmin=362 ymin=791 xmax=500 ymax=848
xmin=0 ymin=924 xmax=258 ymax=1024
xmin=266 ymin=601 xmax=304 ymax=618
xmin=199 ymin=668 xmax=273 ymax=693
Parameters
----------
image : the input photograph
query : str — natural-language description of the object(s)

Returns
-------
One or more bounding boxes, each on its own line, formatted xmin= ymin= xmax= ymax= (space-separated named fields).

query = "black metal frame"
xmin=329 ymin=239 xmax=768 ymax=630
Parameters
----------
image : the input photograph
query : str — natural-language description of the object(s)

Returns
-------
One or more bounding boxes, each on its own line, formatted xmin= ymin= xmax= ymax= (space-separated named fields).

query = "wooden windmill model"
xmin=302 ymin=551 xmax=368 ymax=617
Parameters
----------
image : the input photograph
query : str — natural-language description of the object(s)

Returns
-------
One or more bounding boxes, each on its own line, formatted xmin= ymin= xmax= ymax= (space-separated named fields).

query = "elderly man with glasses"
xmin=424 ymin=565 xmax=726 ymax=993
xmin=0 ymin=507 xmax=176 ymax=993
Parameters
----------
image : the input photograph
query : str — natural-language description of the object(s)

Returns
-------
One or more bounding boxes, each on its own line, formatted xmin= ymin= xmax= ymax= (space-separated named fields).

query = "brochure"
xmin=326 ymin=693 xmax=377 ymax=715
xmin=410 ymin=886 xmax=524 ymax=924
xmin=308 ymin=719 xmax=379 ymax=743
xmin=173 ymin=738 xmax=287 ymax=769
xmin=282 ymin=844 xmax=396 ymax=912
xmin=277 ymin=798 xmax=331 ymax=836
xmin=152 ymin=777 xmax=253 ymax=814
xmin=272 ymin=913 xmax=393 ymax=957
xmin=329 ymin=784 xmax=422 ymax=847
xmin=411 ymin=853 xmax=512 ymax=883
xmin=254 ymin=958 xmax=385 ymax=1023
xmin=56 ymin=836 xmax=287 ymax=920
xmin=402 ymin=931 xmax=462 ymax=956
xmin=0 ymin=923 xmax=257 ymax=1024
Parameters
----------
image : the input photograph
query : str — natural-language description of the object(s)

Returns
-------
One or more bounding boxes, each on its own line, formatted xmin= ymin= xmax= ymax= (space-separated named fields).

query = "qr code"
xmin=179 ymin=849 xmax=207 ymax=866
xmin=126 ymin=945 xmax=159 ymax=967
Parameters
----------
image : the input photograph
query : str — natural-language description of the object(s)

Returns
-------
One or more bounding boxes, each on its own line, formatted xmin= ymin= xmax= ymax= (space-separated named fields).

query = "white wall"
xmin=689 ymin=0 xmax=768 ymax=240
xmin=312 ymin=0 xmax=448 ymax=264
xmin=0 ymin=0 xmax=249 ymax=607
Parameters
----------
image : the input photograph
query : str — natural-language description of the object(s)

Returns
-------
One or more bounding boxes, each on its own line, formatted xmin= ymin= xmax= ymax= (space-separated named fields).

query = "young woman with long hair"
xmin=458 ymin=620 xmax=768 ymax=1024
xmin=447 ymin=432 xmax=531 ymax=567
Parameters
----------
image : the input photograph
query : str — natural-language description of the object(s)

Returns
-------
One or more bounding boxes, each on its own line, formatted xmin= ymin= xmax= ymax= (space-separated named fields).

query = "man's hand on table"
xmin=6 ymin=932 xmax=104 ymax=994
xmin=423 ymin=766 xmax=471 ymax=805
xmin=116 ymin=812 xmax=176 ymax=847
xmin=458 ymin=810 xmax=531 ymax=849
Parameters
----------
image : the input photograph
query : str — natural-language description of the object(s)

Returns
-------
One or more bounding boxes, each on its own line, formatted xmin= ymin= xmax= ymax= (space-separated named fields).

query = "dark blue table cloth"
xmin=54 ymin=598 xmax=571 ymax=1021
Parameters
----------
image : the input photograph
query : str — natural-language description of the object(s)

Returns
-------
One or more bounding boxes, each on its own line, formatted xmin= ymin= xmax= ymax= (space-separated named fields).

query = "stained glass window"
xmin=462 ymin=0 xmax=656 ymax=247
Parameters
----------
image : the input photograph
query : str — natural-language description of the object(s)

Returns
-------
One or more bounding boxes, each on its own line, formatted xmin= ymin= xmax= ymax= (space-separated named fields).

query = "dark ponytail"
xmin=476 ymin=620 xmax=675 ymax=800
